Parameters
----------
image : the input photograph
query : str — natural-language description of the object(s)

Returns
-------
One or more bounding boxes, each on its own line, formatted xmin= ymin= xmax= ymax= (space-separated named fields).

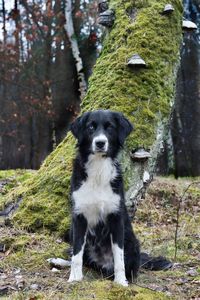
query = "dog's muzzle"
xmin=92 ymin=134 xmax=108 ymax=153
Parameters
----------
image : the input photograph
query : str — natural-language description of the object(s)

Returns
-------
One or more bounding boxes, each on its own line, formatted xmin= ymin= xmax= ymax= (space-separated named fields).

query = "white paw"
xmin=68 ymin=275 xmax=83 ymax=282
xmin=114 ymin=273 xmax=128 ymax=287
xmin=68 ymin=270 xmax=83 ymax=283
xmin=114 ymin=278 xmax=128 ymax=287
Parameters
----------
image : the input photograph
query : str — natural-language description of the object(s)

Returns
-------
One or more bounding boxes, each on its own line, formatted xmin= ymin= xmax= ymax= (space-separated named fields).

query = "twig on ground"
xmin=134 ymin=282 xmax=162 ymax=293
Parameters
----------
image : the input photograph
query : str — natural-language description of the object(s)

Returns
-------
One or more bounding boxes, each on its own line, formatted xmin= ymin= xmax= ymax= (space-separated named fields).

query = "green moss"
xmin=83 ymin=0 xmax=182 ymax=149
xmin=7 ymin=134 xmax=75 ymax=235
xmin=6 ymin=281 xmax=171 ymax=300
xmin=6 ymin=0 xmax=182 ymax=235
xmin=0 ymin=169 xmax=35 ymax=210
xmin=134 ymin=286 xmax=171 ymax=300
xmin=3 ymin=177 xmax=199 ymax=299
xmin=0 ymin=228 xmax=68 ymax=271
xmin=0 ymin=169 xmax=34 ymax=181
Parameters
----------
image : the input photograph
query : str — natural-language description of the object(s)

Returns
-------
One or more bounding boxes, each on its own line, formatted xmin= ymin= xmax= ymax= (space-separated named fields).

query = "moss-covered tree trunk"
xmin=6 ymin=0 xmax=183 ymax=236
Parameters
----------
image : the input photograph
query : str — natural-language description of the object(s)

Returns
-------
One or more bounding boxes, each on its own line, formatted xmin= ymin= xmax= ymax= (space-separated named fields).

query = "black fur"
xmin=69 ymin=109 xmax=171 ymax=284
xmin=69 ymin=110 xmax=140 ymax=283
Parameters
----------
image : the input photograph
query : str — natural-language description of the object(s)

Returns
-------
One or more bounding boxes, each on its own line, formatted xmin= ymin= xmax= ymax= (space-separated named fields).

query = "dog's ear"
xmin=114 ymin=112 xmax=133 ymax=146
xmin=70 ymin=112 xmax=90 ymax=140
xmin=70 ymin=116 xmax=82 ymax=139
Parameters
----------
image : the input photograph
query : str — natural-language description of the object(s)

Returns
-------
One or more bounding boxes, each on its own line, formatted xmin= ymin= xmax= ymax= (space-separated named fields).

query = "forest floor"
xmin=0 ymin=171 xmax=200 ymax=299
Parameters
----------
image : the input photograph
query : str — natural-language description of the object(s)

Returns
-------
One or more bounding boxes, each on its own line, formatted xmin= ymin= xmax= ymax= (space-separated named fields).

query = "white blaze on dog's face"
xmin=92 ymin=134 xmax=108 ymax=154
xmin=70 ymin=110 xmax=133 ymax=158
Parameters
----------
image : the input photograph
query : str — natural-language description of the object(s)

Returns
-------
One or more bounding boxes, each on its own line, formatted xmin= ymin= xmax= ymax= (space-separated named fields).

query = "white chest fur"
xmin=72 ymin=155 xmax=120 ymax=227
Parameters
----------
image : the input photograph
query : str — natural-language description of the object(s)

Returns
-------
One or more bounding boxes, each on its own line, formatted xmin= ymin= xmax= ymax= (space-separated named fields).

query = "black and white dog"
xmin=68 ymin=110 xmax=140 ymax=286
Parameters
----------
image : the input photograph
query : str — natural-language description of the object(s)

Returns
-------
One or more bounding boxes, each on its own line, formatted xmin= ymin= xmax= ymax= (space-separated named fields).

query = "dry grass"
xmin=0 ymin=176 xmax=200 ymax=299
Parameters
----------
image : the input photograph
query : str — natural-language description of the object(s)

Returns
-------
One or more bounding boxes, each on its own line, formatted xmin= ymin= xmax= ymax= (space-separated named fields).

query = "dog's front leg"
xmin=68 ymin=214 xmax=87 ymax=282
xmin=108 ymin=214 xmax=128 ymax=287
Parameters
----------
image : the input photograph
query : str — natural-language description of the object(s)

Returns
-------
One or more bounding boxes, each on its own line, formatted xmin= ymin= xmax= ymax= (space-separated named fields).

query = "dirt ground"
xmin=0 ymin=174 xmax=200 ymax=299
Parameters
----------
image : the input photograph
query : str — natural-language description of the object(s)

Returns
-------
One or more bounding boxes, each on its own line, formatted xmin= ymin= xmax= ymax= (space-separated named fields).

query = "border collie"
xmin=68 ymin=110 xmax=140 ymax=286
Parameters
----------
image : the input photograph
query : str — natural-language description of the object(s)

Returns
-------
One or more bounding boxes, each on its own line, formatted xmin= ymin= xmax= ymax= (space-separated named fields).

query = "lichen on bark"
xmin=3 ymin=0 xmax=183 ymax=235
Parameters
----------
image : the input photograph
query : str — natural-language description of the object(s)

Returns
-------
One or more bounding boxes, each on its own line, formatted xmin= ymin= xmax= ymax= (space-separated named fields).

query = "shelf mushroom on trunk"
xmin=182 ymin=20 xmax=197 ymax=31
xmin=98 ymin=0 xmax=109 ymax=13
xmin=127 ymin=54 xmax=146 ymax=68
xmin=98 ymin=9 xmax=115 ymax=27
xmin=162 ymin=4 xmax=174 ymax=15
xmin=130 ymin=148 xmax=151 ymax=162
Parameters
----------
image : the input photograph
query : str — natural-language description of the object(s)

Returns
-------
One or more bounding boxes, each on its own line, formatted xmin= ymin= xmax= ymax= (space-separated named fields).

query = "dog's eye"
xmin=88 ymin=123 xmax=96 ymax=131
xmin=104 ymin=122 xmax=113 ymax=129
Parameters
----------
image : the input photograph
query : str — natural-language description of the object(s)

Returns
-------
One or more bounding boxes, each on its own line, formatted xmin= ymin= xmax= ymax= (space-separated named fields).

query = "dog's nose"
xmin=92 ymin=134 xmax=108 ymax=153
xmin=95 ymin=141 xmax=105 ymax=149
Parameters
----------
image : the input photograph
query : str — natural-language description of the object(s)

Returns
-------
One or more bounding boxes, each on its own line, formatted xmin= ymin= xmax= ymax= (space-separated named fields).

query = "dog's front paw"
xmin=68 ymin=271 xmax=83 ymax=283
xmin=114 ymin=273 xmax=128 ymax=287
xmin=114 ymin=278 xmax=128 ymax=287
xmin=68 ymin=275 xmax=83 ymax=282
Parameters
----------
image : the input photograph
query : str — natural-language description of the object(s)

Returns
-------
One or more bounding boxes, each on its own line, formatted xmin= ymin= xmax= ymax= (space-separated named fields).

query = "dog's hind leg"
xmin=124 ymin=234 xmax=140 ymax=281
xmin=68 ymin=214 xmax=87 ymax=282
xmin=108 ymin=213 xmax=128 ymax=286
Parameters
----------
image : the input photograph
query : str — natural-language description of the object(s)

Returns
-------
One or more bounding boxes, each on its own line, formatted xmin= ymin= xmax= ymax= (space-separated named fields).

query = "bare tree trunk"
xmin=5 ymin=0 xmax=183 ymax=236
xmin=2 ymin=0 xmax=7 ymax=44
xmin=0 ymin=0 xmax=6 ymax=165
xmin=171 ymin=0 xmax=200 ymax=177
xmin=13 ymin=0 xmax=20 ymax=61
xmin=64 ymin=0 xmax=87 ymax=99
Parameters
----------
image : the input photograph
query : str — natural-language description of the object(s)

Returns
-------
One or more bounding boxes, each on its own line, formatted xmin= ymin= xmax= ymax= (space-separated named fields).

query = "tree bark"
xmin=2 ymin=0 xmax=7 ymax=44
xmin=6 ymin=0 xmax=183 ymax=236
xmin=64 ymin=0 xmax=87 ymax=99
xmin=171 ymin=0 xmax=200 ymax=177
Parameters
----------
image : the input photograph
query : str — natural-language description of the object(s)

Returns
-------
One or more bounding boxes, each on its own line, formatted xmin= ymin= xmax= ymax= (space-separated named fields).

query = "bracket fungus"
xmin=162 ymin=4 xmax=174 ymax=15
xmin=182 ymin=20 xmax=197 ymax=31
xmin=98 ymin=0 xmax=109 ymax=13
xmin=130 ymin=148 xmax=151 ymax=162
xmin=127 ymin=54 xmax=146 ymax=68
xmin=98 ymin=9 xmax=115 ymax=27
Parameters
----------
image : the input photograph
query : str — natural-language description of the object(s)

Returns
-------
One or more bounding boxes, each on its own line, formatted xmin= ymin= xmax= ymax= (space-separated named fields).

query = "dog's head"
xmin=71 ymin=110 xmax=133 ymax=157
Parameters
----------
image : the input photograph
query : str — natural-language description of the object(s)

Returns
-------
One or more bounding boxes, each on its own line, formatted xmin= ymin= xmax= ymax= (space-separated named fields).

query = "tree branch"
xmin=20 ymin=0 xmax=46 ymax=39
